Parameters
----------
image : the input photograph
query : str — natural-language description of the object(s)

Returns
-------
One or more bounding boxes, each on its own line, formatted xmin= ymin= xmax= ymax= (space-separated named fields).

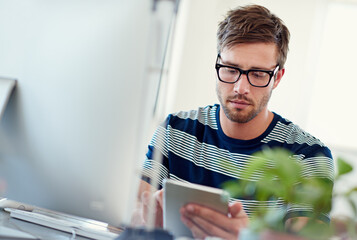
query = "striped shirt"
xmin=142 ymin=104 xmax=334 ymax=222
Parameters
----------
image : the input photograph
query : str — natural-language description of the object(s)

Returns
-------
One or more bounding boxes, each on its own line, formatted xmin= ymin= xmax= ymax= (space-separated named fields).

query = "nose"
xmin=233 ymin=74 xmax=250 ymax=94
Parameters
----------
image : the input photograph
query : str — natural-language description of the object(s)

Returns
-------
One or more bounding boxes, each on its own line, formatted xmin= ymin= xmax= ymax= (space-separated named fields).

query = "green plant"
xmin=221 ymin=147 xmax=357 ymax=239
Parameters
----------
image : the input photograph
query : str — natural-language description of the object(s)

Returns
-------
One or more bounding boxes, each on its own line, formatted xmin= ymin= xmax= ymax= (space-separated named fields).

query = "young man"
xmin=136 ymin=4 xmax=334 ymax=239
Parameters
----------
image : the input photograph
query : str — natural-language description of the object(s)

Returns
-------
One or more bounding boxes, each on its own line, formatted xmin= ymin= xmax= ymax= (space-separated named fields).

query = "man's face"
xmin=216 ymin=42 xmax=283 ymax=123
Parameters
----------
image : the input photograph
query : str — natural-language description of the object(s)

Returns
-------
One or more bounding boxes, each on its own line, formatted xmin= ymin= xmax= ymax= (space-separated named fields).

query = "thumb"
xmin=229 ymin=201 xmax=246 ymax=218
xmin=154 ymin=189 xmax=164 ymax=208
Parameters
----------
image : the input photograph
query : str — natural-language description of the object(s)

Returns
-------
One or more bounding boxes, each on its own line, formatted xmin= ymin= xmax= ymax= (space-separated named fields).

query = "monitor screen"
xmin=0 ymin=0 xmax=173 ymax=227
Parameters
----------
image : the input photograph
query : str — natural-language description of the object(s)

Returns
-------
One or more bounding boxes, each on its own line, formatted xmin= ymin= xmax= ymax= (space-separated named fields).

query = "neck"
xmin=219 ymin=108 xmax=274 ymax=140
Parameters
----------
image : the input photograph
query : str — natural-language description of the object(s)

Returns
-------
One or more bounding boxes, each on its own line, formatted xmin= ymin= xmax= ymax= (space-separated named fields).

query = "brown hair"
xmin=217 ymin=4 xmax=290 ymax=68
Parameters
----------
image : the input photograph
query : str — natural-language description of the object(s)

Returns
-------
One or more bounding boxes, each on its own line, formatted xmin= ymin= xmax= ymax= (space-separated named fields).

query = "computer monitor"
xmin=0 ymin=0 xmax=175 ymax=227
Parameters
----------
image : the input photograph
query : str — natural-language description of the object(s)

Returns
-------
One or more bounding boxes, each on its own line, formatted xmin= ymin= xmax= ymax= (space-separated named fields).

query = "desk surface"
xmin=0 ymin=209 xmax=94 ymax=240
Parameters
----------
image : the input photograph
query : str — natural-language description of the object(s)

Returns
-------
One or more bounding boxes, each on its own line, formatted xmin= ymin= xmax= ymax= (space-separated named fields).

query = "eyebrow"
xmin=220 ymin=59 xmax=240 ymax=67
xmin=220 ymin=59 xmax=276 ymax=71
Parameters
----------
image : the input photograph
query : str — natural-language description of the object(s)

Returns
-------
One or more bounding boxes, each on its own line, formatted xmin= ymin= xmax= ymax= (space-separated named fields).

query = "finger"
xmin=141 ymin=191 xmax=150 ymax=205
xmin=229 ymin=201 xmax=248 ymax=219
xmin=228 ymin=202 xmax=249 ymax=231
xmin=154 ymin=191 xmax=163 ymax=227
xmin=154 ymin=189 xmax=164 ymax=208
xmin=182 ymin=204 xmax=229 ymax=229
xmin=182 ymin=204 xmax=232 ymax=231
xmin=181 ymin=214 xmax=208 ymax=239
xmin=229 ymin=201 xmax=243 ymax=217
xmin=141 ymin=191 xmax=151 ymax=222
xmin=183 ymin=211 xmax=234 ymax=240
xmin=182 ymin=203 xmax=246 ymax=237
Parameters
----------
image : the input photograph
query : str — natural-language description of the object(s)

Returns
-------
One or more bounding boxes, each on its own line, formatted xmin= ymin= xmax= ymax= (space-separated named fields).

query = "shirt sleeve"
xmin=141 ymin=118 xmax=171 ymax=189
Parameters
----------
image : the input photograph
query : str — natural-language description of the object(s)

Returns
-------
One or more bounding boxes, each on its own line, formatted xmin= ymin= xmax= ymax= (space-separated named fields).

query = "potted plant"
xmin=221 ymin=147 xmax=357 ymax=240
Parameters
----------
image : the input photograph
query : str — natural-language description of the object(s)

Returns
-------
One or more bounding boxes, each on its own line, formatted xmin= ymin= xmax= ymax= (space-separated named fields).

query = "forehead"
xmin=220 ymin=43 xmax=278 ymax=68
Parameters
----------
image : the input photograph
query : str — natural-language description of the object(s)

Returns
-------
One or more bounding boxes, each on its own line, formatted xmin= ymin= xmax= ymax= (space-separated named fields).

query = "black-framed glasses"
xmin=215 ymin=54 xmax=279 ymax=87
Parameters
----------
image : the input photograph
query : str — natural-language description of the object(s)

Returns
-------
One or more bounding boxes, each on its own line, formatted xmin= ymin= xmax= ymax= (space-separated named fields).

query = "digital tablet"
xmin=163 ymin=179 xmax=230 ymax=238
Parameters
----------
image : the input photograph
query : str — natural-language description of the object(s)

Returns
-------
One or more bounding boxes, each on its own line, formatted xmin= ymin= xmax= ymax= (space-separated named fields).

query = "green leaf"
xmin=337 ymin=157 xmax=353 ymax=177
xmin=241 ymin=157 xmax=267 ymax=180
xmin=221 ymin=180 xmax=244 ymax=198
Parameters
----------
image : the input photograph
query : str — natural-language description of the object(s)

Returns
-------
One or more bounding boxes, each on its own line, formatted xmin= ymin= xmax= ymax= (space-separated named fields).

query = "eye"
xmin=250 ymin=71 xmax=269 ymax=79
xmin=222 ymin=67 xmax=238 ymax=75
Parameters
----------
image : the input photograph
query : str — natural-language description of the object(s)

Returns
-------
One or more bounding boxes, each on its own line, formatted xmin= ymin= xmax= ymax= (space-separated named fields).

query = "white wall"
xmin=306 ymin=1 xmax=357 ymax=150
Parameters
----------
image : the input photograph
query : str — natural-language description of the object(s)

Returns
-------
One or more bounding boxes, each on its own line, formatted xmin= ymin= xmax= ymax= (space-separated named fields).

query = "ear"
xmin=272 ymin=68 xmax=285 ymax=89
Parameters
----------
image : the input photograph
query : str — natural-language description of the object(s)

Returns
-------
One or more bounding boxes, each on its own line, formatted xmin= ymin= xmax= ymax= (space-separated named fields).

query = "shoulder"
xmin=266 ymin=114 xmax=335 ymax=181
xmin=264 ymin=113 xmax=327 ymax=148
xmin=164 ymin=104 xmax=219 ymax=130
xmin=264 ymin=113 xmax=333 ymax=164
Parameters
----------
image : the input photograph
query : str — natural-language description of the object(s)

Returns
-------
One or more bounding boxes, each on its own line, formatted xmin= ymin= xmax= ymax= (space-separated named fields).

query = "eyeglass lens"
xmin=218 ymin=66 xmax=271 ymax=86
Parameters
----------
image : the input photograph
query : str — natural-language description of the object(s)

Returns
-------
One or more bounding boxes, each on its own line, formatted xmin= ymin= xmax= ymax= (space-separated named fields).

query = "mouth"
xmin=228 ymin=99 xmax=251 ymax=110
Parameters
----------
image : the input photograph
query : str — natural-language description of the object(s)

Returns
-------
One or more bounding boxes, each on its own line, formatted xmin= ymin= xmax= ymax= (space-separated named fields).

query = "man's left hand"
xmin=180 ymin=201 xmax=249 ymax=240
